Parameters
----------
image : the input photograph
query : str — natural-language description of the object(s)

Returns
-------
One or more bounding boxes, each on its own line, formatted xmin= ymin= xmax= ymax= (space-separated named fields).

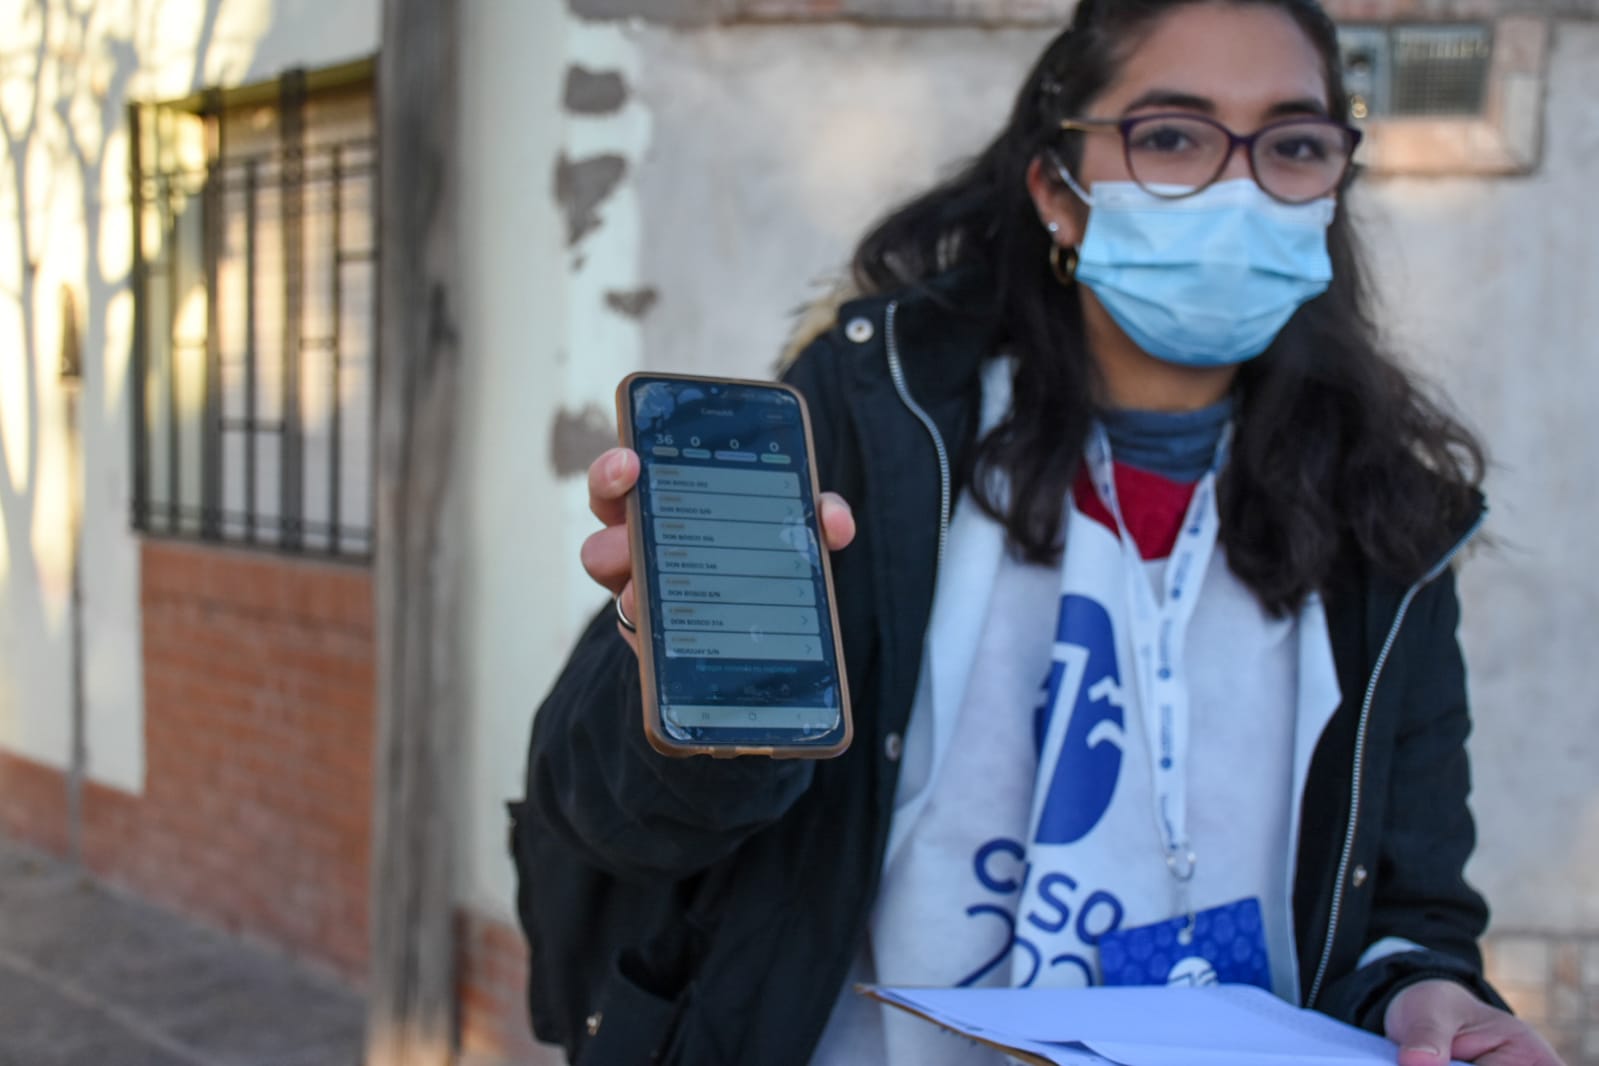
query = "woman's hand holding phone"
xmin=580 ymin=445 xmax=857 ymax=655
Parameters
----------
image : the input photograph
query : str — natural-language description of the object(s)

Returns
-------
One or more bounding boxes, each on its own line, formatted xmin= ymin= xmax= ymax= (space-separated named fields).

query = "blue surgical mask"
xmin=1059 ymin=174 xmax=1336 ymax=367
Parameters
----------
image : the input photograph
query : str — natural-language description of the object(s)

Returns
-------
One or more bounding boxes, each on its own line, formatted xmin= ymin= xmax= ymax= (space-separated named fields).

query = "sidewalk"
xmin=0 ymin=836 xmax=365 ymax=1066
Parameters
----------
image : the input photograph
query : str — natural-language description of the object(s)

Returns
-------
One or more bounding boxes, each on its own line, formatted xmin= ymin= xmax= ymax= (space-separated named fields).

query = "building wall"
xmin=0 ymin=0 xmax=380 ymax=989
xmin=450 ymin=2 xmax=591 ymax=1061
xmin=4 ymin=1 xmax=1589 ymax=1060
xmin=0 ymin=0 xmax=379 ymax=802
xmin=1356 ymin=23 xmax=1599 ymax=1061
xmin=619 ymin=13 xmax=1599 ymax=935
xmin=0 ymin=541 xmax=375 ymax=979
xmin=481 ymin=7 xmax=1598 ymax=1061
xmin=134 ymin=541 xmax=374 ymax=978
xmin=1358 ymin=19 xmax=1599 ymax=936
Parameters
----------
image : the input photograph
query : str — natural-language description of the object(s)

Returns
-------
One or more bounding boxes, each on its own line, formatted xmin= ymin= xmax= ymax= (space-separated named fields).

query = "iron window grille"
xmin=130 ymin=59 xmax=378 ymax=559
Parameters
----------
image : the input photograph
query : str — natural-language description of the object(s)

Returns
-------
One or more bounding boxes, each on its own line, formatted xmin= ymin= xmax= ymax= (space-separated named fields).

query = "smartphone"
xmin=616 ymin=372 xmax=852 ymax=759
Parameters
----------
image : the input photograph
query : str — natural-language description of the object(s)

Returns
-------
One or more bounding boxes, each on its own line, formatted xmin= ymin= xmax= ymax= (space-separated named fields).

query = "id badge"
xmin=1097 ymin=897 xmax=1271 ymax=990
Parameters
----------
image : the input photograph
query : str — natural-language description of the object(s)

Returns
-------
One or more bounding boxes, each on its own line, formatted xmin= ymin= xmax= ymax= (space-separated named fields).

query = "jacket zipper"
xmin=883 ymin=300 xmax=953 ymax=571
xmin=1304 ymin=509 xmax=1488 ymax=1009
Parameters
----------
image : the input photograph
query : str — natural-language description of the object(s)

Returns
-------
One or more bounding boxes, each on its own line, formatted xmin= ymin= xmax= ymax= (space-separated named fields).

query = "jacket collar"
xmin=838 ymin=265 xmax=1003 ymax=408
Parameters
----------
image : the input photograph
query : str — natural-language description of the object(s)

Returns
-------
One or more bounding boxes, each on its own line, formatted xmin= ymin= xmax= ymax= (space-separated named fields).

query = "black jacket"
xmin=513 ymin=273 xmax=1506 ymax=1065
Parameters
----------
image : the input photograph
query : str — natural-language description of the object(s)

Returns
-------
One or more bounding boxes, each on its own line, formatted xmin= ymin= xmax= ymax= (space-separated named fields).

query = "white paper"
xmin=862 ymin=984 xmax=1471 ymax=1066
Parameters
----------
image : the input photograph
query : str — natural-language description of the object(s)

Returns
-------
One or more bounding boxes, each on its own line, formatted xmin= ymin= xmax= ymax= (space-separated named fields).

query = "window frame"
xmin=1347 ymin=16 xmax=1549 ymax=177
xmin=129 ymin=58 xmax=380 ymax=560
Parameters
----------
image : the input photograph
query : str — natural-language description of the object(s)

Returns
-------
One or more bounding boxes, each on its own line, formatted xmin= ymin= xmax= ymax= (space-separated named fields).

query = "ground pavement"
xmin=0 ymin=836 xmax=364 ymax=1066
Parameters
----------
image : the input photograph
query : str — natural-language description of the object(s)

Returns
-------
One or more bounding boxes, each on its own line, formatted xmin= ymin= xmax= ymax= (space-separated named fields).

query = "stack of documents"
xmin=860 ymin=983 xmax=1467 ymax=1066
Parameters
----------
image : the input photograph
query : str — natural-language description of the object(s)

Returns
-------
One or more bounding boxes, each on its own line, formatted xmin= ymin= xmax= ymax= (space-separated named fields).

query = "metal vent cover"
xmin=1392 ymin=25 xmax=1493 ymax=114
xmin=1337 ymin=23 xmax=1493 ymax=118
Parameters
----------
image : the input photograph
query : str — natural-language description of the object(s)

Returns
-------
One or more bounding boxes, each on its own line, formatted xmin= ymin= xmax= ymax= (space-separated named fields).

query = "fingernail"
xmin=607 ymin=450 xmax=626 ymax=481
xmin=1402 ymin=1047 xmax=1441 ymax=1059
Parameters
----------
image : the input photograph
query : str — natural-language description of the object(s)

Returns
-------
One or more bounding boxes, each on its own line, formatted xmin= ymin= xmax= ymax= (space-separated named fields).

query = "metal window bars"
xmin=130 ymin=65 xmax=378 ymax=560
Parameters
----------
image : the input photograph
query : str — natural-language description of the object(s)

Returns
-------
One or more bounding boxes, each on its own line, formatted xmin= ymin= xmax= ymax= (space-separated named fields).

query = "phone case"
xmin=616 ymin=371 xmax=853 ymax=759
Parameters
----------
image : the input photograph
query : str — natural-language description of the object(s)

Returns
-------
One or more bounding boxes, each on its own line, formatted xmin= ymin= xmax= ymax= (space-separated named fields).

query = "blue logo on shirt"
xmin=1033 ymin=595 xmax=1127 ymax=845
xmin=957 ymin=837 xmax=1127 ymax=987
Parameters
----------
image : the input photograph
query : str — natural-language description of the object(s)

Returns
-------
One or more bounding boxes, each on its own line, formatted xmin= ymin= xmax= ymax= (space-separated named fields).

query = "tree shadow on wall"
xmin=0 ymin=0 xmax=226 ymax=749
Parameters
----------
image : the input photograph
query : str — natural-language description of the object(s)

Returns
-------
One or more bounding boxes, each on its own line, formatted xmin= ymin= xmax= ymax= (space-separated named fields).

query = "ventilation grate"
xmin=1338 ymin=23 xmax=1493 ymax=118
xmin=1392 ymin=26 xmax=1493 ymax=114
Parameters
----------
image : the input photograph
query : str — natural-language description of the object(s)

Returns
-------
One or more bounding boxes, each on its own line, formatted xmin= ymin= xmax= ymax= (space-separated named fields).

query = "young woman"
xmin=515 ymin=1 xmax=1564 ymax=1063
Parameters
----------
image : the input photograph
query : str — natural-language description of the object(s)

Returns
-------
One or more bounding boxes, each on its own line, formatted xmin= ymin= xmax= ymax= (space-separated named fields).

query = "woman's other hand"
xmin=1385 ymin=978 xmax=1564 ymax=1066
xmin=579 ymin=447 xmax=857 ymax=651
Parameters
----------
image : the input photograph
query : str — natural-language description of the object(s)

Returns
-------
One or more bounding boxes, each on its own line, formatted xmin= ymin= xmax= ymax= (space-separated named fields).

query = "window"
xmin=1339 ymin=24 xmax=1494 ymax=119
xmin=131 ymin=59 xmax=378 ymax=558
xmin=1335 ymin=17 xmax=1547 ymax=177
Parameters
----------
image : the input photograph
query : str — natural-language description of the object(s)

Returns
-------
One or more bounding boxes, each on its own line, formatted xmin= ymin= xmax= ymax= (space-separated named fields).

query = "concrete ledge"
xmin=567 ymin=0 xmax=1596 ymax=24
xmin=566 ymin=0 xmax=1073 ymax=25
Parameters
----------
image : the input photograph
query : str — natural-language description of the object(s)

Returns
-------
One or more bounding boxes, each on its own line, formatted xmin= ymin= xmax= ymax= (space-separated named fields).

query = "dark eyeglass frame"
xmin=1057 ymin=112 xmax=1364 ymax=205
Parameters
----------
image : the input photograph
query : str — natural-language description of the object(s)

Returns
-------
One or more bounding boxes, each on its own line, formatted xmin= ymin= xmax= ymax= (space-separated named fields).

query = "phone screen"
xmin=624 ymin=375 xmax=847 ymax=751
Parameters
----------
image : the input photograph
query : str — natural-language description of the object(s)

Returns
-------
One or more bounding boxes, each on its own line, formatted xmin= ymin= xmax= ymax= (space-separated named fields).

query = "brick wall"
xmin=132 ymin=539 xmax=376 ymax=978
xmin=0 ymin=536 xmax=564 ymax=1064
xmin=0 ymin=750 xmax=73 ymax=856
xmin=0 ymin=539 xmax=377 ymax=983
xmin=457 ymin=909 xmax=563 ymax=1065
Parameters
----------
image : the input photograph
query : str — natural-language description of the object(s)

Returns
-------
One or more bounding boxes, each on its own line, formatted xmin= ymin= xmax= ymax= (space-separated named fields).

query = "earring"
xmin=1050 ymin=243 xmax=1078 ymax=286
xmin=1045 ymin=220 xmax=1062 ymax=237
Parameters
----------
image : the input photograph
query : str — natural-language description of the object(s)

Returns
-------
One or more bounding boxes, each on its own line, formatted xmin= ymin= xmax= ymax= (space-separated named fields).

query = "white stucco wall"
xmin=0 ymin=0 xmax=377 ymax=796
xmin=474 ymin=15 xmax=1597 ymax=944
xmin=619 ymin=19 xmax=1599 ymax=938
xmin=454 ymin=17 xmax=1054 ymax=922
xmin=455 ymin=1 xmax=573 ymax=921
xmin=1358 ymin=22 xmax=1599 ymax=933
xmin=452 ymin=5 xmax=677 ymax=925
xmin=632 ymin=23 xmax=1054 ymax=377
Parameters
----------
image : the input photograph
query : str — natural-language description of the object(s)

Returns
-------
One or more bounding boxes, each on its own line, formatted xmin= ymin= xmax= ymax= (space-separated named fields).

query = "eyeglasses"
xmin=1058 ymin=112 xmax=1362 ymax=205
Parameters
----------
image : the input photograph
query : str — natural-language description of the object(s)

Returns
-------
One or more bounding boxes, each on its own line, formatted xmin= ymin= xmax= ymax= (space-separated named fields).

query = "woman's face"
xmin=1036 ymin=1 xmax=1333 ymax=242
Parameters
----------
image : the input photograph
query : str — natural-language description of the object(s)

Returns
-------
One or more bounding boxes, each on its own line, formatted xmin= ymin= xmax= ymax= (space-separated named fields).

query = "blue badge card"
xmin=1097 ymin=896 xmax=1271 ymax=990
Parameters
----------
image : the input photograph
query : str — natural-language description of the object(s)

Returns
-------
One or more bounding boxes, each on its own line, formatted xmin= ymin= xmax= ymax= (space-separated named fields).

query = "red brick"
xmin=106 ymin=539 xmax=378 ymax=981
xmin=0 ymin=752 xmax=71 ymax=854
xmin=457 ymin=910 xmax=543 ymax=1060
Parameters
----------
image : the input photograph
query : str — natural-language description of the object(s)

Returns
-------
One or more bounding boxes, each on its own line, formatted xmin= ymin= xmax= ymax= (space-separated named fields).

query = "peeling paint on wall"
xmin=553 ymin=153 xmax=628 ymax=247
xmin=550 ymin=404 xmax=617 ymax=477
xmin=604 ymin=287 xmax=659 ymax=319
xmin=563 ymin=66 xmax=629 ymax=115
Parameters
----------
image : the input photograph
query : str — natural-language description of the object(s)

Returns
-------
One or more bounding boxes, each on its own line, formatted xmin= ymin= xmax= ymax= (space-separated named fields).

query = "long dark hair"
xmin=850 ymin=0 xmax=1484 ymax=614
